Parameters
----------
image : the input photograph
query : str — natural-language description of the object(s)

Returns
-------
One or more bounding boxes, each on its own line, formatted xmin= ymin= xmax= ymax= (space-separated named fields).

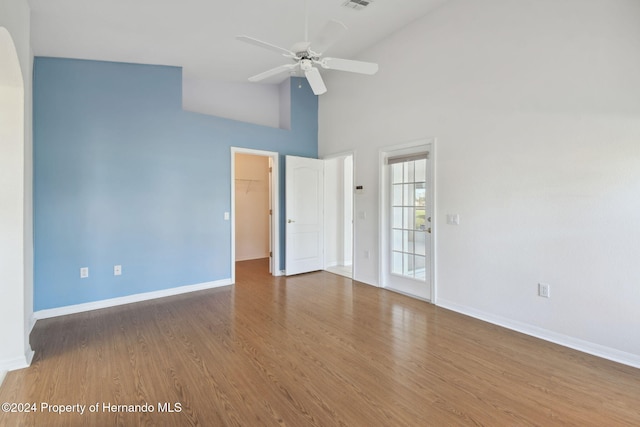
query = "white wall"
xmin=183 ymin=77 xmax=285 ymax=129
xmin=0 ymin=0 xmax=33 ymax=374
xmin=319 ymin=0 xmax=640 ymax=366
xmin=235 ymin=154 xmax=270 ymax=261
xmin=324 ymin=155 xmax=354 ymax=268
xmin=324 ymin=158 xmax=340 ymax=267
xmin=0 ymin=80 xmax=25 ymax=367
xmin=343 ymin=156 xmax=353 ymax=265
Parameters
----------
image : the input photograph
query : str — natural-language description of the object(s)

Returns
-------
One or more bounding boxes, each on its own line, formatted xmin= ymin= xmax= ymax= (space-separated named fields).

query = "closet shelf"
xmin=235 ymin=178 xmax=262 ymax=194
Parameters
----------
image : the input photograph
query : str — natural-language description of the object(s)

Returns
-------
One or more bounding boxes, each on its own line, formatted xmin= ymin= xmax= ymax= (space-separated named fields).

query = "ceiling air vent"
xmin=342 ymin=0 xmax=374 ymax=10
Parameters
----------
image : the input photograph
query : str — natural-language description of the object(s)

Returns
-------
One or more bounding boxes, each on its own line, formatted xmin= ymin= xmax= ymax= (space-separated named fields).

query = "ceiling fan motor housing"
xmin=300 ymin=59 xmax=314 ymax=71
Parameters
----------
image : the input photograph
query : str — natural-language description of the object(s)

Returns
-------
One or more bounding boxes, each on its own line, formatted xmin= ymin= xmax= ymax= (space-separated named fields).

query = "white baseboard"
xmin=0 ymin=348 xmax=34 ymax=384
xmin=353 ymin=276 xmax=380 ymax=288
xmin=33 ymin=278 xmax=232 ymax=320
xmin=437 ymin=298 xmax=640 ymax=370
xmin=384 ymin=286 xmax=431 ymax=302
xmin=0 ymin=354 xmax=31 ymax=374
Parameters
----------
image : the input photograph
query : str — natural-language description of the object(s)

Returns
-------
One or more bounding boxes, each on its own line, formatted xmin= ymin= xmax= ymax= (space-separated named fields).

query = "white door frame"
xmin=231 ymin=147 xmax=281 ymax=283
xmin=321 ymin=150 xmax=355 ymax=274
xmin=378 ymin=138 xmax=437 ymax=303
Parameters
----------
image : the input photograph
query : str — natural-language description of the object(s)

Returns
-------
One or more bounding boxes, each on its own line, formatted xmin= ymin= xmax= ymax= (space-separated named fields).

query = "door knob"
xmin=288 ymin=219 xmax=295 ymax=223
xmin=427 ymin=227 xmax=431 ymax=234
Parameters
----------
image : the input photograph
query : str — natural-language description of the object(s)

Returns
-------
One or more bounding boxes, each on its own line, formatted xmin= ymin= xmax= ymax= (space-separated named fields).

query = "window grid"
xmin=391 ymin=159 xmax=427 ymax=280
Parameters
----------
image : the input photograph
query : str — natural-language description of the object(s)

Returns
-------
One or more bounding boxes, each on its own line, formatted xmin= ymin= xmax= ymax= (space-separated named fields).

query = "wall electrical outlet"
xmin=114 ymin=265 xmax=122 ymax=276
xmin=538 ymin=283 xmax=550 ymax=298
xmin=80 ymin=267 xmax=89 ymax=278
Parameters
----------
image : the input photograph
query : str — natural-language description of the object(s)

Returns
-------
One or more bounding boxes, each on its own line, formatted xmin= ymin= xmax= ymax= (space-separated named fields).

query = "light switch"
xmin=447 ymin=214 xmax=460 ymax=225
xmin=224 ymin=212 xmax=230 ymax=220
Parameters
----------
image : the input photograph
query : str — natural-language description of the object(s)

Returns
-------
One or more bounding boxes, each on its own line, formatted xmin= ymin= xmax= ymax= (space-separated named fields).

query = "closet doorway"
xmin=231 ymin=148 xmax=279 ymax=282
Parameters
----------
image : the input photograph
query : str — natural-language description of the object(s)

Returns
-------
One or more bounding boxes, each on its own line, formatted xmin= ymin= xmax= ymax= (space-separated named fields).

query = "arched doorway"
xmin=0 ymin=26 xmax=30 ymax=376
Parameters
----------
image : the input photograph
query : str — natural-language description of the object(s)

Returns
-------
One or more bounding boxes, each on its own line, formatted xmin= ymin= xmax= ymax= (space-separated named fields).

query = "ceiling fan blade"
xmin=249 ymin=63 xmax=298 ymax=82
xmin=312 ymin=20 xmax=348 ymax=54
xmin=304 ymin=67 xmax=327 ymax=95
xmin=236 ymin=35 xmax=295 ymax=57
xmin=320 ymin=57 xmax=379 ymax=75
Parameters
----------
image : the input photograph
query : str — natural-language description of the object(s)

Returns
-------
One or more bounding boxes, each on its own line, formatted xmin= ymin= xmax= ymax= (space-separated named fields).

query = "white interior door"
xmin=286 ymin=155 xmax=324 ymax=276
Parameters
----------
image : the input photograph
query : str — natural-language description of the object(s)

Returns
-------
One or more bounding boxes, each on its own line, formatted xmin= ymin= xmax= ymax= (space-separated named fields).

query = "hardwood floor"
xmin=2 ymin=258 xmax=639 ymax=426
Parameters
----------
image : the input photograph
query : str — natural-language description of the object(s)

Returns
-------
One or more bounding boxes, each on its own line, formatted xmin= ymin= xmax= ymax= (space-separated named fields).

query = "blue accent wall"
xmin=33 ymin=57 xmax=317 ymax=311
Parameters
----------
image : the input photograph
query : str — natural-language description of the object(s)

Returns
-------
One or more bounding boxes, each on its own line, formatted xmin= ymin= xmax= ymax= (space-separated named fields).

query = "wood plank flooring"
xmin=2 ymin=258 xmax=639 ymax=426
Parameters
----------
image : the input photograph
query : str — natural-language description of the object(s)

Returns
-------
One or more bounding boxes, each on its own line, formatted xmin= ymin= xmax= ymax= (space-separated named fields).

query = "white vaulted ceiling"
xmin=27 ymin=0 xmax=449 ymax=83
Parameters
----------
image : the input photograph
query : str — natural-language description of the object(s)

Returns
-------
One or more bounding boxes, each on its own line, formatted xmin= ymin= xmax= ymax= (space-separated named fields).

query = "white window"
xmin=390 ymin=156 xmax=428 ymax=280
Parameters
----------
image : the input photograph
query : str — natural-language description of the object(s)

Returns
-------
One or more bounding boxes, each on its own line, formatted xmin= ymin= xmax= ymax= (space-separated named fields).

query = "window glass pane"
xmin=415 ymin=209 xmax=426 ymax=231
xmin=392 ymin=184 xmax=402 ymax=206
xmin=403 ymin=230 xmax=414 ymax=253
xmin=392 ymin=163 xmax=403 ymax=184
xmin=403 ymin=253 xmax=414 ymax=276
xmin=392 ymin=251 xmax=403 ymax=275
xmin=403 ymin=184 xmax=414 ymax=207
xmin=415 ymin=183 xmax=425 ymax=207
xmin=415 ymin=231 xmax=426 ymax=256
xmin=392 ymin=207 xmax=402 ymax=228
xmin=414 ymin=256 xmax=426 ymax=280
xmin=392 ymin=230 xmax=403 ymax=252
xmin=403 ymin=161 xmax=415 ymax=183
xmin=403 ymin=207 xmax=415 ymax=230
xmin=414 ymin=159 xmax=426 ymax=183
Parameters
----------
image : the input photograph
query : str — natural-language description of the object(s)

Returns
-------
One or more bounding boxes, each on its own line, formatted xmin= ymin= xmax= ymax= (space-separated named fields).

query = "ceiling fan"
xmin=236 ymin=4 xmax=378 ymax=95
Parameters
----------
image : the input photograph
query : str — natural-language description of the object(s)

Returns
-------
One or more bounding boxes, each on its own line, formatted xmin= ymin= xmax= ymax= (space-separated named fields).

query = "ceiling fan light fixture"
xmin=236 ymin=2 xmax=379 ymax=95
